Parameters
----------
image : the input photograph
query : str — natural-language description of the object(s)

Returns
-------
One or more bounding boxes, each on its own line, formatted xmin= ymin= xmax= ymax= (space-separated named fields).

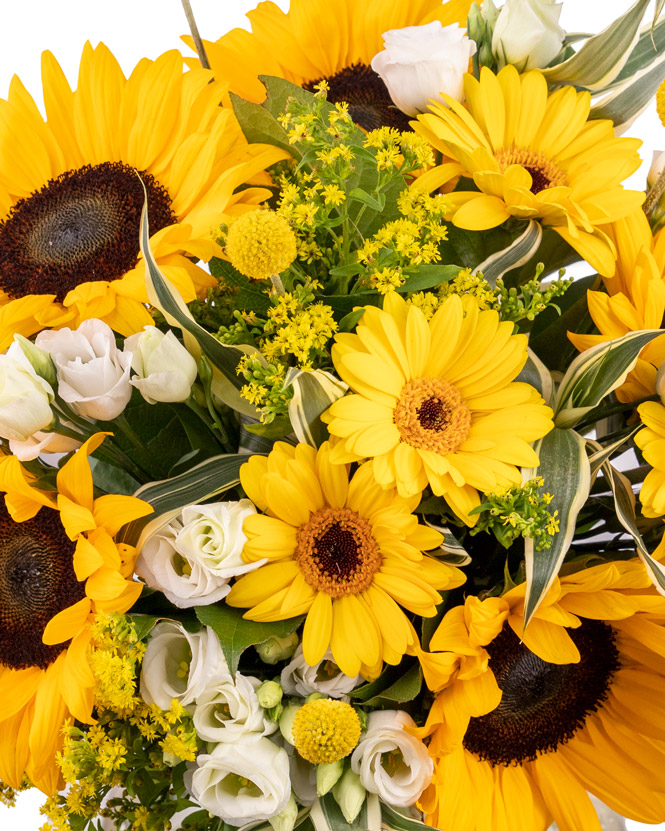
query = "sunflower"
xmin=568 ymin=210 xmax=665 ymax=402
xmin=412 ymin=65 xmax=645 ymax=277
xmin=225 ymin=440 xmax=465 ymax=678
xmin=0 ymin=43 xmax=287 ymax=347
xmin=416 ymin=560 xmax=665 ymax=831
xmin=321 ymin=291 xmax=553 ymax=525
xmin=183 ymin=0 xmax=472 ymax=131
xmin=0 ymin=433 xmax=152 ymax=794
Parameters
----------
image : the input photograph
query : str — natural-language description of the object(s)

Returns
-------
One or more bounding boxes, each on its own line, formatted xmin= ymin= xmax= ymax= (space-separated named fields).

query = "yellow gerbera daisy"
xmin=322 ymin=291 xmax=553 ymax=525
xmin=0 ymin=43 xmax=286 ymax=346
xmin=569 ymin=210 xmax=665 ymax=402
xmin=413 ymin=65 xmax=645 ymax=276
xmin=226 ymin=441 xmax=465 ymax=678
xmin=635 ymin=400 xmax=665 ymax=517
xmin=416 ymin=560 xmax=665 ymax=831
xmin=0 ymin=433 xmax=152 ymax=794
xmin=184 ymin=0 xmax=472 ymax=130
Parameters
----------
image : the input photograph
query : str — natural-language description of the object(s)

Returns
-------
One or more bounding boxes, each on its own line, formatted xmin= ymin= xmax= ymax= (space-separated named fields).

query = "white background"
xmin=0 ymin=0 xmax=661 ymax=829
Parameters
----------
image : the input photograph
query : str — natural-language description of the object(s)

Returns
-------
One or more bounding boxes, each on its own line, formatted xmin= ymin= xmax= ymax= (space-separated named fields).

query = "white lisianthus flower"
xmin=492 ymin=0 xmax=565 ymax=71
xmin=9 ymin=430 xmax=81 ymax=461
xmin=36 ymin=319 xmax=132 ymax=421
xmin=139 ymin=621 xmax=230 ymax=710
xmin=350 ymin=710 xmax=433 ymax=807
xmin=187 ymin=736 xmax=291 ymax=827
xmin=371 ymin=22 xmax=476 ymax=116
xmin=0 ymin=340 xmax=54 ymax=441
xmin=193 ymin=672 xmax=276 ymax=743
xmin=124 ymin=326 xmax=198 ymax=404
xmin=136 ymin=500 xmax=261 ymax=608
xmin=281 ymin=647 xmax=361 ymax=698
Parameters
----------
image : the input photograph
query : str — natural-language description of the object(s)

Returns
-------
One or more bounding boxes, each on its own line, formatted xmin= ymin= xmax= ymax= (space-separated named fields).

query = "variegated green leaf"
xmin=523 ymin=428 xmax=591 ymax=625
xmin=517 ymin=348 xmax=555 ymax=407
xmin=598 ymin=12 xmax=665 ymax=93
xmin=381 ymin=804 xmax=433 ymax=831
xmin=118 ymin=453 xmax=247 ymax=545
xmin=591 ymin=49 xmax=665 ymax=128
xmin=553 ymin=329 xmax=661 ymax=429
xmin=471 ymin=220 xmax=542 ymax=286
xmin=587 ymin=429 xmax=640 ymax=480
xmin=310 ymin=793 xmax=380 ymax=831
xmin=285 ymin=368 xmax=348 ymax=447
xmin=542 ymin=0 xmax=649 ymax=90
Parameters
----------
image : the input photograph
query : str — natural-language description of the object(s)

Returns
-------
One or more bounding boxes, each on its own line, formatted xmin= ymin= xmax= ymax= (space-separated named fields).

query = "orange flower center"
xmin=394 ymin=378 xmax=471 ymax=454
xmin=494 ymin=146 xmax=566 ymax=194
xmin=295 ymin=506 xmax=381 ymax=598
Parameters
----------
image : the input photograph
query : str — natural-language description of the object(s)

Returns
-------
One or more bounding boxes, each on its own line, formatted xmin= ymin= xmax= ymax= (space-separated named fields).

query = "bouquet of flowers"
xmin=2 ymin=0 xmax=665 ymax=829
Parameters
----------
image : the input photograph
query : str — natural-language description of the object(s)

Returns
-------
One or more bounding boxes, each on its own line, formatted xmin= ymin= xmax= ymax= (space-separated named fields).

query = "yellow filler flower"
xmin=0 ymin=43 xmax=287 ymax=346
xmin=413 ymin=65 xmax=644 ymax=276
xmin=323 ymin=291 xmax=553 ymax=525
xmin=183 ymin=0 xmax=472 ymax=130
xmin=226 ymin=441 xmax=465 ymax=678
xmin=416 ymin=560 xmax=665 ymax=831
xmin=0 ymin=434 xmax=152 ymax=794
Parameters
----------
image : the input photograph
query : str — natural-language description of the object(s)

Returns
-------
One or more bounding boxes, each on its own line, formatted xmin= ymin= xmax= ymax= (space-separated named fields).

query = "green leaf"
xmin=347 ymin=188 xmax=385 ymax=211
xmin=471 ymin=220 xmax=542 ymax=287
xmin=361 ymin=662 xmax=423 ymax=707
xmin=587 ymin=429 xmax=640 ymax=479
xmin=129 ymin=614 xmax=159 ymax=642
xmin=195 ymin=604 xmax=303 ymax=674
xmin=516 ymin=349 xmax=554 ymax=407
xmin=597 ymin=11 xmax=665 ymax=92
xmin=209 ymin=257 xmax=272 ymax=316
xmin=338 ymin=308 xmax=366 ymax=332
xmin=310 ymin=793 xmax=378 ymax=831
xmin=554 ymin=329 xmax=662 ymax=428
xmin=285 ymin=368 xmax=348 ymax=447
xmin=523 ymin=427 xmax=591 ymax=625
xmin=350 ymin=660 xmax=421 ymax=704
xmin=400 ymin=264 xmax=461 ymax=292
xmin=88 ymin=457 xmax=142 ymax=496
xmin=243 ymin=414 xmax=293 ymax=439
xmin=591 ymin=50 xmax=665 ymax=127
xmin=381 ymin=804 xmax=432 ymax=831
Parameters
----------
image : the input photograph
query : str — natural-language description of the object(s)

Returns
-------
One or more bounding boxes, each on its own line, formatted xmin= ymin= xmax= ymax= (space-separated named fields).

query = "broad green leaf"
xmin=554 ymin=329 xmax=661 ymax=428
xmin=381 ymin=805 xmax=432 ymax=831
xmin=523 ymin=427 xmax=591 ymax=625
xmin=471 ymin=220 xmax=542 ymax=286
xmin=360 ymin=662 xmax=423 ymax=707
xmin=285 ymin=368 xmax=348 ymax=447
xmin=591 ymin=50 xmax=665 ymax=127
xmin=587 ymin=429 xmax=640 ymax=480
xmin=347 ymin=187 xmax=385 ymax=211
xmin=195 ymin=604 xmax=303 ymax=674
xmin=129 ymin=614 xmax=159 ymax=642
xmin=209 ymin=258 xmax=272 ymax=316
xmin=516 ymin=349 xmax=555 ymax=407
xmin=542 ymin=0 xmax=650 ymax=89
xmin=400 ymin=264 xmax=461 ymax=292
xmin=598 ymin=13 xmax=665 ymax=92
xmin=88 ymin=457 xmax=141 ymax=496
xmin=351 ymin=660 xmax=421 ymax=703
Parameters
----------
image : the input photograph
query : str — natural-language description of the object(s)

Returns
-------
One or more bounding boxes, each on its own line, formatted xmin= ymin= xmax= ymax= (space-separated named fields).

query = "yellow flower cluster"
xmin=263 ymin=293 xmax=337 ymax=367
xmin=438 ymin=268 xmax=497 ymax=309
xmin=89 ymin=614 xmax=146 ymax=716
xmin=363 ymin=126 xmax=435 ymax=171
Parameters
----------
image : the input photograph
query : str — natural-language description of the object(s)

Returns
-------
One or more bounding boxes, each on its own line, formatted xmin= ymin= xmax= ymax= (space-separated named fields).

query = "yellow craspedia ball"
xmin=291 ymin=698 xmax=361 ymax=764
xmin=658 ymin=79 xmax=665 ymax=129
xmin=225 ymin=209 xmax=297 ymax=281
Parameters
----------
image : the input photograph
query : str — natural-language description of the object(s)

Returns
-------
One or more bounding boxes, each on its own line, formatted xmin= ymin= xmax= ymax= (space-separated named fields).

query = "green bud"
xmin=279 ymin=703 xmax=301 ymax=746
xmin=355 ymin=708 xmax=368 ymax=733
xmin=479 ymin=41 xmax=495 ymax=68
xmin=332 ymin=768 xmax=366 ymax=824
xmin=304 ymin=692 xmax=327 ymax=704
xmin=255 ymin=632 xmax=299 ymax=664
xmin=481 ymin=0 xmax=499 ymax=26
xmin=269 ymin=793 xmax=298 ymax=831
xmin=466 ymin=3 xmax=484 ymax=42
xmin=267 ymin=703 xmax=284 ymax=723
xmin=317 ymin=760 xmax=344 ymax=796
xmin=14 ymin=335 xmax=56 ymax=387
xmin=197 ymin=353 xmax=213 ymax=385
xmin=257 ymin=680 xmax=283 ymax=709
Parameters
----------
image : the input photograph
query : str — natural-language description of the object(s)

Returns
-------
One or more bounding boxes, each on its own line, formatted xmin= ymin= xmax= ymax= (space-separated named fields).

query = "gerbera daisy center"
xmin=304 ymin=63 xmax=412 ymax=132
xmin=0 ymin=161 xmax=175 ymax=301
xmin=394 ymin=378 xmax=471 ymax=453
xmin=494 ymin=146 xmax=567 ymax=194
xmin=0 ymin=504 xmax=84 ymax=670
xmin=295 ymin=506 xmax=381 ymax=597
xmin=463 ymin=620 xmax=620 ymax=765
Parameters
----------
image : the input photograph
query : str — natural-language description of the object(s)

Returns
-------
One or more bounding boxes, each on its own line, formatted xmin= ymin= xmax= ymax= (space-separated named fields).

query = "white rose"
xmin=193 ymin=672 xmax=276 ymax=743
xmin=0 ymin=341 xmax=54 ymax=441
xmin=136 ymin=500 xmax=261 ymax=609
xmin=124 ymin=326 xmax=198 ymax=404
xmin=139 ymin=621 xmax=230 ymax=710
xmin=36 ymin=319 xmax=132 ymax=421
xmin=9 ymin=430 xmax=81 ymax=461
xmin=350 ymin=710 xmax=433 ymax=807
xmin=281 ymin=647 xmax=361 ymax=699
xmin=187 ymin=736 xmax=291 ymax=827
xmin=371 ymin=22 xmax=476 ymax=116
xmin=492 ymin=0 xmax=565 ymax=71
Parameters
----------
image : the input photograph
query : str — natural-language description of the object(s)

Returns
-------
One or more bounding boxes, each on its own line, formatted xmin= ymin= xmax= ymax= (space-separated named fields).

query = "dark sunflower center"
xmin=0 ymin=161 xmax=176 ymax=302
xmin=315 ymin=525 xmax=361 ymax=579
xmin=417 ymin=397 xmax=451 ymax=432
xmin=0 ymin=502 xmax=84 ymax=670
xmin=523 ymin=166 xmax=551 ymax=195
xmin=463 ymin=620 xmax=620 ymax=765
xmin=304 ymin=63 xmax=412 ymax=132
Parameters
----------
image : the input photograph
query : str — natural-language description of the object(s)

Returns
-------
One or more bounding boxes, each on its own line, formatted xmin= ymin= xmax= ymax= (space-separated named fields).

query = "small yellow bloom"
xmin=226 ymin=210 xmax=297 ymax=281
xmin=292 ymin=699 xmax=361 ymax=764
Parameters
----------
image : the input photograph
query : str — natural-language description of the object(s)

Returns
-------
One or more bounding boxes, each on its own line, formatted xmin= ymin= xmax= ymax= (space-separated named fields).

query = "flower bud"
xmin=279 ymin=703 xmax=302 ymax=745
xmin=317 ymin=760 xmax=344 ymax=796
xmin=14 ymin=335 xmax=56 ymax=387
xmin=0 ymin=341 xmax=54 ymax=441
xmin=492 ymin=0 xmax=565 ymax=71
xmin=268 ymin=793 xmax=298 ymax=831
xmin=257 ymin=680 xmax=283 ymax=709
xmin=124 ymin=326 xmax=197 ymax=404
xmin=256 ymin=632 xmax=299 ymax=664
xmin=332 ymin=768 xmax=366 ymax=824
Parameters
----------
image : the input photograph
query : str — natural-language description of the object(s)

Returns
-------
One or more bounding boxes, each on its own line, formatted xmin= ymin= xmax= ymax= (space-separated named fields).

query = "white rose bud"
xmin=281 ymin=646 xmax=361 ymax=699
xmin=187 ymin=736 xmax=291 ymax=827
xmin=350 ymin=710 xmax=433 ymax=808
xmin=139 ymin=621 xmax=230 ymax=710
xmin=0 ymin=341 xmax=54 ymax=441
xmin=492 ymin=0 xmax=565 ymax=71
xmin=36 ymin=319 xmax=132 ymax=421
xmin=332 ymin=768 xmax=366 ymax=824
xmin=124 ymin=326 xmax=197 ymax=404
xmin=193 ymin=673 xmax=277 ymax=743
xmin=371 ymin=22 xmax=476 ymax=116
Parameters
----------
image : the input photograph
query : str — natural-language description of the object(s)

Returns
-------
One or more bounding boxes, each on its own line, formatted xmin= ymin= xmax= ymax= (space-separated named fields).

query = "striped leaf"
xmin=598 ymin=12 xmax=665 ymax=92
xmin=542 ymin=0 xmax=650 ymax=90
xmin=517 ymin=348 xmax=554 ymax=407
xmin=310 ymin=793 xmax=380 ymax=831
xmin=587 ymin=429 xmax=640 ymax=480
xmin=285 ymin=368 xmax=348 ymax=447
xmin=381 ymin=804 xmax=434 ymax=831
xmin=523 ymin=427 xmax=591 ymax=625
xmin=471 ymin=220 xmax=542 ymax=286
xmin=591 ymin=49 xmax=665 ymax=128
xmin=553 ymin=329 xmax=661 ymax=429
